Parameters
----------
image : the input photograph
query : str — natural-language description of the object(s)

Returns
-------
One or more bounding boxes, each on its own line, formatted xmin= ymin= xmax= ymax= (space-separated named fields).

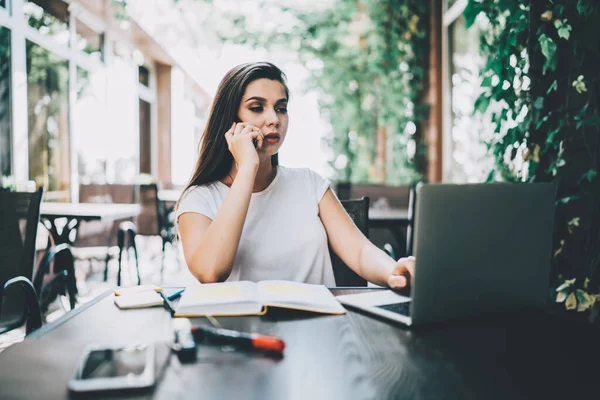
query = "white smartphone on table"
xmin=68 ymin=343 xmax=155 ymax=393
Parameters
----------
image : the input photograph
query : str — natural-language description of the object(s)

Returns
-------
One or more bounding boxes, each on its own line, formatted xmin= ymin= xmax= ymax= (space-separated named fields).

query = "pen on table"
xmin=166 ymin=288 xmax=185 ymax=300
xmin=191 ymin=324 xmax=286 ymax=354
xmin=159 ymin=289 xmax=184 ymax=316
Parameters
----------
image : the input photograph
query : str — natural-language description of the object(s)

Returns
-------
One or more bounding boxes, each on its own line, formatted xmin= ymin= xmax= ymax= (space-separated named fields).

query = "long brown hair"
xmin=177 ymin=62 xmax=289 ymax=208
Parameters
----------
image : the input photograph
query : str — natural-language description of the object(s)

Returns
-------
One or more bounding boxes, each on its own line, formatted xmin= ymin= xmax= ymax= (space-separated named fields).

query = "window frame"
xmin=1 ymin=0 xmax=106 ymax=200
xmin=441 ymin=0 xmax=468 ymax=181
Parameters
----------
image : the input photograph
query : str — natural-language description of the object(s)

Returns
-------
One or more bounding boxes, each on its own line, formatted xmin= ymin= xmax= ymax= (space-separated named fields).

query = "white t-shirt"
xmin=176 ymin=166 xmax=336 ymax=285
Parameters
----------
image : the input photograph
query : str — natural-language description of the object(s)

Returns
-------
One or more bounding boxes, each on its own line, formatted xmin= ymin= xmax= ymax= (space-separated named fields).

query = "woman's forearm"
xmin=357 ymin=242 xmax=396 ymax=287
xmin=188 ymin=167 xmax=256 ymax=282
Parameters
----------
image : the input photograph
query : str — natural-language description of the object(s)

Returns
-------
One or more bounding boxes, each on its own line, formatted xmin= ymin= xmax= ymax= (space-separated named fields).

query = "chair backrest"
xmin=334 ymin=181 xmax=352 ymax=201
xmin=329 ymin=197 xmax=370 ymax=287
xmin=0 ymin=188 xmax=44 ymax=322
xmin=77 ymin=184 xmax=137 ymax=246
xmin=136 ymin=183 xmax=171 ymax=237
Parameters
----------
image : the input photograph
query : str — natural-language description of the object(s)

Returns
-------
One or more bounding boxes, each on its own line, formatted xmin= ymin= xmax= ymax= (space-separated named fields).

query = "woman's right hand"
xmin=224 ymin=122 xmax=264 ymax=171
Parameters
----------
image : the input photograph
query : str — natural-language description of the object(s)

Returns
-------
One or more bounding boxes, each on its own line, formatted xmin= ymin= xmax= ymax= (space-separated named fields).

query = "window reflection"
xmin=24 ymin=0 xmax=70 ymax=46
xmin=26 ymin=40 xmax=70 ymax=194
xmin=75 ymin=19 xmax=103 ymax=60
xmin=0 ymin=26 xmax=10 ymax=180
xmin=75 ymin=67 xmax=107 ymax=184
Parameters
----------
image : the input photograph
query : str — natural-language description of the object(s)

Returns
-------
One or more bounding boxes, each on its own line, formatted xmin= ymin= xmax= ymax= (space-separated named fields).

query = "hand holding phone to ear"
xmin=224 ymin=122 xmax=264 ymax=171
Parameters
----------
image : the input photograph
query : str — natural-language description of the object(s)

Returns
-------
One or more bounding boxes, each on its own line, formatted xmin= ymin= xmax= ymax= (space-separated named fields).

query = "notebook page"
xmin=114 ymin=290 xmax=164 ymax=309
xmin=175 ymin=281 xmax=262 ymax=316
xmin=258 ymin=281 xmax=346 ymax=314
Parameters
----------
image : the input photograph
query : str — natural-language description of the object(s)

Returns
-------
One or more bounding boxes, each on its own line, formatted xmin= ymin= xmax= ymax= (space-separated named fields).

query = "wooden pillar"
xmin=156 ymin=64 xmax=171 ymax=187
xmin=424 ymin=0 xmax=443 ymax=182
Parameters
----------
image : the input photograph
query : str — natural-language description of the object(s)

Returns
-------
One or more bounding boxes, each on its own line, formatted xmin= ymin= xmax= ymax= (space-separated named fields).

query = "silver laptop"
xmin=337 ymin=183 xmax=556 ymax=326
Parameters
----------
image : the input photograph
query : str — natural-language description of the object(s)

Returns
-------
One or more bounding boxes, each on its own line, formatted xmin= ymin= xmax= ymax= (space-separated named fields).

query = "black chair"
xmin=112 ymin=221 xmax=140 ymax=286
xmin=329 ymin=197 xmax=370 ymax=287
xmin=71 ymin=186 xmax=140 ymax=287
xmin=0 ymin=188 xmax=43 ymax=335
xmin=33 ymin=238 xmax=77 ymax=313
xmin=334 ymin=181 xmax=352 ymax=201
xmin=73 ymin=221 xmax=140 ymax=288
xmin=135 ymin=183 xmax=176 ymax=274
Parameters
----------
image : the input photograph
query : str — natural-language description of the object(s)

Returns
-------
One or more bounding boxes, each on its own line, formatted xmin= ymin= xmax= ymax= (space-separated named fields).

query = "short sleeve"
xmin=176 ymin=186 xmax=218 ymax=221
xmin=308 ymin=169 xmax=331 ymax=204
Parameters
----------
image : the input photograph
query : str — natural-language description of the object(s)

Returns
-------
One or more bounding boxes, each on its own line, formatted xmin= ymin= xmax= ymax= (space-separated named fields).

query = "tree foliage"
xmin=212 ymin=0 xmax=429 ymax=184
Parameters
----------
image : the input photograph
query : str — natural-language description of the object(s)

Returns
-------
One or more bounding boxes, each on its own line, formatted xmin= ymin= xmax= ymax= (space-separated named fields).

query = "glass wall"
xmin=105 ymin=50 xmax=138 ymax=183
xmin=75 ymin=18 xmax=103 ymax=61
xmin=0 ymin=26 xmax=11 ymax=180
xmin=2 ymin=0 xmax=192 ymax=193
xmin=26 ymin=40 xmax=70 ymax=193
xmin=24 ymin=0 xmax=70 ymax=46
xmin=75 ymin=67 xmax=107 ymax=184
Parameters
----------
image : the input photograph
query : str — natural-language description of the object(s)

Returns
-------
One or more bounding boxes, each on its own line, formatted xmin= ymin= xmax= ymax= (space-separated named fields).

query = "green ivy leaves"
xmin=556 ymin=278 xmax=598 ymax=312
xmin=539 ymin=34 xmax=557 ymax=74
xmin=577 ymin=0 xmax=594 ymax=17
xmin=554 ymin=19 xmax=572 ymax=40
xmin=466 ymin=0 xmax=600 ymax=318
xmin=572 ymin=75 xmax=588 ymax=94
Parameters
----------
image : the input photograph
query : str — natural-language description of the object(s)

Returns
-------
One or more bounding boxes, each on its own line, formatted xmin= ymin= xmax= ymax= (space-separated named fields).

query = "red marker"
xmin=191 ymin=325 xmax=285 ymax=354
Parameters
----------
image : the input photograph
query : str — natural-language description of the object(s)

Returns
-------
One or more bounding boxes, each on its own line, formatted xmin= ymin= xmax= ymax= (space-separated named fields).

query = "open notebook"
xmin=174 ymin=281 xmax=346 ymax=317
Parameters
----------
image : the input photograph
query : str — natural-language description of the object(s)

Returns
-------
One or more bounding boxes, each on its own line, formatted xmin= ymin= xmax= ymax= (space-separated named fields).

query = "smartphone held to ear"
xmin=68 ymin=343 xmax=156 ymax=393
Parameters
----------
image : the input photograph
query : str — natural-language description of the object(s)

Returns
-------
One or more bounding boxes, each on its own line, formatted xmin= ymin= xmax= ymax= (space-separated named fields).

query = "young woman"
xmin=177 ymin=62 xmax=414 ymax=288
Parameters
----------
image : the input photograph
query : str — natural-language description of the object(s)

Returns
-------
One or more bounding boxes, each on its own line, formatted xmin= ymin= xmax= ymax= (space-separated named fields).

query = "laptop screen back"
xmin=410 ymin=183 xmax=556 ymax=325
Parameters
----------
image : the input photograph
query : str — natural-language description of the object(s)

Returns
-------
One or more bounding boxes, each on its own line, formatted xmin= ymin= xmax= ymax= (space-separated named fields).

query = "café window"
xmin=24 ymin=0 xmax=70 ymax=46
xmin=138 ymin=65 xmax=149 ymax=87
xmin=26 ymin=40 xmax=70 ymax=194
xmin=75 ymin=18 xmax=103 ymax=61
xmin=75 ymin=67 xmax=107 ymax=184
xmin=0 ymin=26 xmax=10 ymax=180
xmin=105 ymin=50 xmax=138 ymax=184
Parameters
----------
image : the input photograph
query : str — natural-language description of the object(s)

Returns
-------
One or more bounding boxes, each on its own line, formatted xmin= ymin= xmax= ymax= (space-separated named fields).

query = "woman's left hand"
xmin=387 ymin=256 xmax=415 ymax=289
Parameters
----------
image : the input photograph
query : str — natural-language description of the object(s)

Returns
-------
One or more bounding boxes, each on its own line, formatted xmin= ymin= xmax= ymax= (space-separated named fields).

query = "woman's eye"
xmin=249 ymin=106 xmax=263 ymax=112
xmin=277 ymin=107 xmax=288 ymax=114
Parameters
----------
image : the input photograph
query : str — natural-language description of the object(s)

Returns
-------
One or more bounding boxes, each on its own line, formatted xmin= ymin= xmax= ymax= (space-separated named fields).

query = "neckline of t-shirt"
xmin=216 ymin=166 xmax=282 ymax=197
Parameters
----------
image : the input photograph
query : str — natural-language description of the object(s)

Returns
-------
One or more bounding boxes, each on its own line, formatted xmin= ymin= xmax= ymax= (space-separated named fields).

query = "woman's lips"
xmin=264 ymin=134 xmax=280 ymax=144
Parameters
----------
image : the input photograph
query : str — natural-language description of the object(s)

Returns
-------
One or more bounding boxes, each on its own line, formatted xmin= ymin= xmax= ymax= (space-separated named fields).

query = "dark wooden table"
xmin=1 ymin=288 xmax=597 ymax=399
